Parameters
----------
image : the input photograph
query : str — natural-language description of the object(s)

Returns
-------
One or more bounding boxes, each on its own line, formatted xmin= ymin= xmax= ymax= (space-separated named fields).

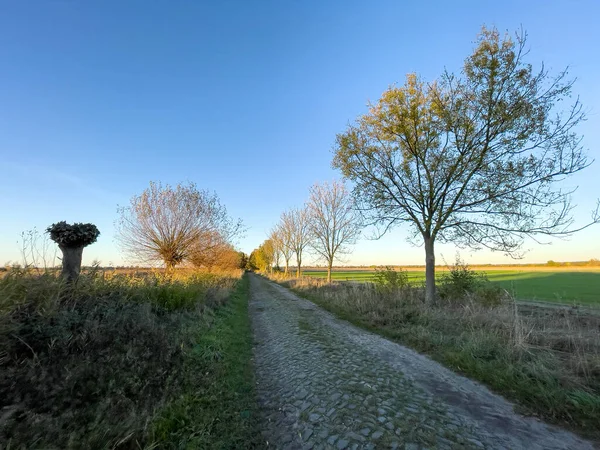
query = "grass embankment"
xmin=272 ymin=275 xmax=600 ymax=439
xmin=303 ymin=269 xmax=600 ymax=305
xmin=0 ymin=268 xmax=259 ymax=449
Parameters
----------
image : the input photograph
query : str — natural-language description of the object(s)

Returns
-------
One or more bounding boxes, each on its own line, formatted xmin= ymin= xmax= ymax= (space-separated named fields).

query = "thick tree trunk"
xmin=424 ymin=235 xmax=436 ymax=304
xmin=296 ymin=256 xmax=302 ymax=278
xmin=59 ymin=245 xmax=83 ymax=283
xmin=284 ymin=258 xmax=289 ymax=276
xmin=165 ymin=260 xmax=176 ymax=275
xmin=327 ymin=262 xmax=332 ymax=283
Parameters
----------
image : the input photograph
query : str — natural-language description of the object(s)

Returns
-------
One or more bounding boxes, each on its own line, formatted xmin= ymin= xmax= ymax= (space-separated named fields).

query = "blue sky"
xmin=1 ymin=0 xmax=599 ymax=266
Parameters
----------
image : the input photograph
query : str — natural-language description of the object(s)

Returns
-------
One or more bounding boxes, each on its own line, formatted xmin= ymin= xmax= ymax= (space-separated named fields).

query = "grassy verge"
xmin=0 ymin=268 xmax=259 ymax=449
xmin=151 ymin=273 xmax=260 ymax=448
xmin=270 ymin=275 xmax=600 ymax=440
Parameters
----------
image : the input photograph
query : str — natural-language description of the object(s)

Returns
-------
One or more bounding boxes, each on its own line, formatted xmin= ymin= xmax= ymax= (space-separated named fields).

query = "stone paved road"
xmin=249 ymin=274 xmax=594 ymax=450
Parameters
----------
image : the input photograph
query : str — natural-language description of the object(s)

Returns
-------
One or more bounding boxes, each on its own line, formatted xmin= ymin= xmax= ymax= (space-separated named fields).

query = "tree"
xmin=238 ymin=251 xmax=248 ymax=270
xmin=116 ymin=181 xmax=242 ymax=271
xmin=282 ymin=206 xmax=311 ymax=278
xmin=46 ymin=221 xmax=100 ymax=283
xmin=188 ymin=230 xmax=241 ymax=271
xmin=247 ymin=250 xmax=259 ymax=271
xmin=333 ymin=27 xmax=598 ymax=303
xmin=252 ymin=239 xmax=275 ymax=272
xmin=308 ymin=181 xmax=361 ymax=282
xmin=272 ymin=221 xmax=294 ymax=275
xmin=268 ymin=230 xmax=282 ymax=271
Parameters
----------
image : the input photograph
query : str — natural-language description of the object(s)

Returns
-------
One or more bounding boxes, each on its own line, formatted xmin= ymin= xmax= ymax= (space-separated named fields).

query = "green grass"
xmin=303 ymin=269 xmax=600 ymax=305
xmin=151 ymin=273 xmax=261 ymax=449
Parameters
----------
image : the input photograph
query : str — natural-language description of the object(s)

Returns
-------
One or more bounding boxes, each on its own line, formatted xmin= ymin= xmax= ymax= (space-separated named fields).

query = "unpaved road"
xmin=249 ymin=274 xmax=594 ymax=450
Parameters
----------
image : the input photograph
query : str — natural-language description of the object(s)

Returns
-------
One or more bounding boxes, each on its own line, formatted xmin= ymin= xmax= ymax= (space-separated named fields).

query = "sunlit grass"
xmin=303 ymin=269 xmax=600 ymax=304
xmin=0 ymin=267 xmax=258 ymax=449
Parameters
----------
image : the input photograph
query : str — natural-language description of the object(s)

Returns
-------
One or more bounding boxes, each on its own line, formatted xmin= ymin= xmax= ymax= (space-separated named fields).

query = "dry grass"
xmin=271 ymin=274 xmax=600 ymax=437
xmin=0 ymin=267 xmax=259 ymax=449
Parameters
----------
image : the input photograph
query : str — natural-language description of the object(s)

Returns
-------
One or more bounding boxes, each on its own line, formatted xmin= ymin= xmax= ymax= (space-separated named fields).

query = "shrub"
xmin=438 ymin=257 xmax=505 ymax=306
xmin=474 ymin=283 xmax=507 ymax=307
xmin=373 ymin=266 xmax=409 ymax=291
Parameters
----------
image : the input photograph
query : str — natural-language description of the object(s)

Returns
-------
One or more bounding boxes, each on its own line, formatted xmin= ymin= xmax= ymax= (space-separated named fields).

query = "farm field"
xmin=303 ymin=268 xmax=600 ymax=305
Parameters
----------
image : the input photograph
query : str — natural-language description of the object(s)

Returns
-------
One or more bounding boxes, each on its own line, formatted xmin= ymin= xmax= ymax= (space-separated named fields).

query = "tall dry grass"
xmin=0 ymin=266 xmax=244 ymax=449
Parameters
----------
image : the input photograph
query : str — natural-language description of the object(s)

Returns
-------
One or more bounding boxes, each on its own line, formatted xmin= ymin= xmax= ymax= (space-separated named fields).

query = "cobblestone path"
xmin=249 ymin=274 xmax=593 ymax=450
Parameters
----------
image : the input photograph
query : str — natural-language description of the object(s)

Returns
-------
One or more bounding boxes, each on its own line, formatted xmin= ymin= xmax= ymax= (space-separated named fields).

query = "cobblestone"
xmin=250 ymin=274 xmax=592 ymax=449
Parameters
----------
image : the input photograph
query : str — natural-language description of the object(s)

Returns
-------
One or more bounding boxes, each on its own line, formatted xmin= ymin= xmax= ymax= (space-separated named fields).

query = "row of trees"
xmin=250 ymin=180 xmax=361 ymax=282
xmin=254 ymin=26 xmax=598 ymax=303
xmin=99 ymin=27 xmax=595 ymax=303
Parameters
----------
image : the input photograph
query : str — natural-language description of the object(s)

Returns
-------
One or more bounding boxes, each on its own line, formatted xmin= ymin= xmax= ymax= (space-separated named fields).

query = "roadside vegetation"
xmin=268 ymin=263 xmax=600 ymax=438
xmin=0 ymin=267 xmax=259 ymax=449
xmin=302 ymin=266 xmax=600 ymax=305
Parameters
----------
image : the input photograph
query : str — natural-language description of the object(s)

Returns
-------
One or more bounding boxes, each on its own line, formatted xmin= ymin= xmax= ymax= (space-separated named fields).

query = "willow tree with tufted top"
xmin=46 ymin=221 xmax=100 ymax=282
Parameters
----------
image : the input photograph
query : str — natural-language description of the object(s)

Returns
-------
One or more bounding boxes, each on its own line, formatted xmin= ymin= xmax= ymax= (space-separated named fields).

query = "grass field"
xmin=303 ymin=268 xmax=600 ymax=305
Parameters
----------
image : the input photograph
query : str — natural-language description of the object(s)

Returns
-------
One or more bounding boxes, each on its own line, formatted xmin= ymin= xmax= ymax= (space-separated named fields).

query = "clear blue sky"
xmin=1 ymin=0 xmax=599 ymax=266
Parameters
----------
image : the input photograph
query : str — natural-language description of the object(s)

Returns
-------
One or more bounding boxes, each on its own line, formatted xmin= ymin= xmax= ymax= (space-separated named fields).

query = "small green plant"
xmin=373 ymin=266 xmax=409 ymax=291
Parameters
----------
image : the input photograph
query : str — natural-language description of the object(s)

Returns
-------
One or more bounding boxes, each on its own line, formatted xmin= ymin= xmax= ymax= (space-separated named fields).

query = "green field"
xmin=303 ymin=269 xmax=600 ymax=305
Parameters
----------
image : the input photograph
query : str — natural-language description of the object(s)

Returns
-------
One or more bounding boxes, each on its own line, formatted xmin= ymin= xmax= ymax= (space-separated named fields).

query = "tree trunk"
xmin=165 ymin=260 xmax=176 ymax=276
xmin=296 ymin=255 xmax=302 ymax=278
xmin=59 ymin=245 xmax=83 ymax=283
xmin=284 ymin=258 xmax=289 ymax=276
xmin=327 ymin=262 xmax=332 ymax=283
xmin=424 ymin=235 xmax=436 ymax=304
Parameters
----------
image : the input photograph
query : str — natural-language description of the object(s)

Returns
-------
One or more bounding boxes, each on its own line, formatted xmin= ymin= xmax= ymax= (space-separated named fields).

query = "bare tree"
xmin=116 ymin=181 xmax=242 ymax=271
xmin=334 ymin=27 xmax=599 ymax=303
xmin=308 ymin=181 xmax=361 ymax=283
xmin=282 ymin=206 xmax=311 ymax=278
xmin=272 ymin=220 xmax=294 ymax=275
xmin=267 ymin=229 xmax=282 ymax=271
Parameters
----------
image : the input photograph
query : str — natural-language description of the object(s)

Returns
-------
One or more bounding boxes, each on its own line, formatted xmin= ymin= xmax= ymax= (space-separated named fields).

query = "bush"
xmin=473 ymin=283 xmax=507 ymax=307
xmin=438 ymin=257 xmax=504 ymax=306
xmin=373 ymin=266 xmax=409 ymax=292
